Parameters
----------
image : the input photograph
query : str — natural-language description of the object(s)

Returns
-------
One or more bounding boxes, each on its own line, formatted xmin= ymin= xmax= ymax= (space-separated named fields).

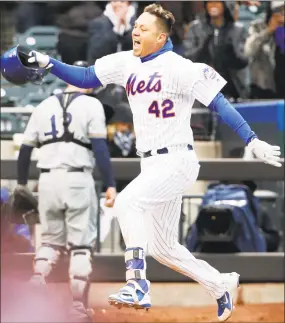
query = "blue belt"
xmin=138 ymin=144 xmax=193 ymax=158
xmin=40 ymin=167 xmax=84 ymax=173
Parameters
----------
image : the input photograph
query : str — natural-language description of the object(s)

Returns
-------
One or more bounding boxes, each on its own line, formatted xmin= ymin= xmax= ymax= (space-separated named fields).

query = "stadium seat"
xmin=16 ymin=113 xmax=32 ymax=133
xmin=18 ymin=92 xmax=49 ymax=107
xmin=17 ymin=26 xmax=59 ymax=56
xmin=238 ymin=4 xmax=266 ymax=30
xmin=0 ymin=114 xmax=19 ymax=137
xmin=46 ymin=78 xmax=67 ymax=95
xmin=2 ymin=83 xmax=46 ymax=103
xmin=1 ymin=91 xmax=16 ymax=107
xmin=42 ymin=72 xmax=57 ymax=86
xmin=40 ymin=73 xmax=57 ymax=92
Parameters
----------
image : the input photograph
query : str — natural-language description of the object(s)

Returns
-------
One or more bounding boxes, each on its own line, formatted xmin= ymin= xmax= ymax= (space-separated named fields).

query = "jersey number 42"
xmin=148 ymin=99 xmax=175 ymax=119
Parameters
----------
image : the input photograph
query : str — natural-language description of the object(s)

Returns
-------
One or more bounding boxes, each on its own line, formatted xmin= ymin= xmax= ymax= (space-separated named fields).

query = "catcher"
xmin=16 ymin=60 xmax=116 ymax=322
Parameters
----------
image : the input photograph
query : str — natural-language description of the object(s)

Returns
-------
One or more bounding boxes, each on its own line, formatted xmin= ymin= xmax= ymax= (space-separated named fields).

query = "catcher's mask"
xmin=1 ymin=45 xmax=50 ymax=85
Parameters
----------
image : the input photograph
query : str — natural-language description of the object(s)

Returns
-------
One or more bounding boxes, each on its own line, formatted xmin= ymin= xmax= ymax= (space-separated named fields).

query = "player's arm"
xmin=192 ymin=63 xmax=282 ymax=167
xmin=208 ymin=94 xmax=281 ymax=167
xmin=17 ymin=111 xmax=39 ymax=185
xmin=27 ymin=51 xmax=127 ymax=89
xmin=88 ymin=98 xmax=116 ymax=207
xmin=208 ymin=93 xmax=257 ymax=145
xmin=27 ymin=51 xmax=102 ymax=89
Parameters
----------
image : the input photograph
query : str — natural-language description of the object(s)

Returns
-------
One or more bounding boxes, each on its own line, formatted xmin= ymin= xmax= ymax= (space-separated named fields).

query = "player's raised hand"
xmin=105 ymin=187 xmax=117 ymax=208
xmin=247 ymin=138 xmax=282 ymax=167
xmin=27 ymin=50 xmax=51 ymax=68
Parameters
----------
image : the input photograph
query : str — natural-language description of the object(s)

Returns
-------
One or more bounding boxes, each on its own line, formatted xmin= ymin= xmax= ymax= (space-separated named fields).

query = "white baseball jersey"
xmin=23 ymin=94 xmax=107 ymax=169
xmin=95 ymin=50 xmax=226 ymax=152
xmin=95 ymin=50 xmax=234 ymax=302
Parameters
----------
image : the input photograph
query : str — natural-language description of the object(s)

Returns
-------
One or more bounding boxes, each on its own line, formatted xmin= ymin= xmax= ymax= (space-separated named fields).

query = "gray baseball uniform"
xmin=23 ymin=93 xmax=107 ymax=247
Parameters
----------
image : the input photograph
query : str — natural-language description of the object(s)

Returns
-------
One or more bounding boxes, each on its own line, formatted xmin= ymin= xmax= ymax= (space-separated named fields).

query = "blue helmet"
xmin=1 ymin=45 xmax=49 ymax=85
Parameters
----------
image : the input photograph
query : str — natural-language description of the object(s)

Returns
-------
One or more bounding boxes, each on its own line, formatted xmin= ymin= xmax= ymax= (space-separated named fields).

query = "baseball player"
xmin=21 ymin=3 xmax=282 ymax=322
xmin=16 ymin=61 xmax=116 ymax=322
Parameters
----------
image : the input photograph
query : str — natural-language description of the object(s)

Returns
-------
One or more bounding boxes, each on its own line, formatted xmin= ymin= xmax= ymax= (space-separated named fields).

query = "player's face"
xmin=132 ymin=12 xmax=167 ymax=57
xmin=206 ymin=1 xmax=224 ymax=17
xmin=116 ymin=122 xmax=132 ymax=133
xmin=110 ymin=1 xmax=129 ymax=16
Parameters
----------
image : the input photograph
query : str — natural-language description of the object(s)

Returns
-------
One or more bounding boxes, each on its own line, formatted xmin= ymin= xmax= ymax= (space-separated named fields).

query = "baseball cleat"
xmin=108 ymin=280 xmax=151 ymax=310
xmin=217 ymin=272 xmax=240 ymax=322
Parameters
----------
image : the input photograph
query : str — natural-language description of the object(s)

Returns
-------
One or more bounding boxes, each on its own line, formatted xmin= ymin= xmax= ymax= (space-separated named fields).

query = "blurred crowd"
xmin=1 ymin=0 xmax=284 ymax=192
xmin=1 ymin=1 xmax=284 ymax=160
xmin=1 ymin=0 xmax=284 ymax=102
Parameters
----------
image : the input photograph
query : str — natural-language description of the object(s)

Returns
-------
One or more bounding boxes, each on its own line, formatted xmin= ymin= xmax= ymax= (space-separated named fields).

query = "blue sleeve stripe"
xmin=50 ymin=58 xmax=102 ymax=89
xmin=209 ymin=93 xmax=258 ymax=145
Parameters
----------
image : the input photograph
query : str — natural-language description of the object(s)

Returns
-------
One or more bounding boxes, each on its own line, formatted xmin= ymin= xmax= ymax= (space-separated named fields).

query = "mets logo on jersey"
xmin=126 ymin=72 xmax=162 ymax=97
xmin=203 ymin=67 xmax=218 ymax=81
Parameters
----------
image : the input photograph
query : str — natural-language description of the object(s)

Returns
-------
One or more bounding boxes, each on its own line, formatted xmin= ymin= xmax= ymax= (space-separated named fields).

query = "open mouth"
xmin=133 ymin=40 xmax=141 ymax=49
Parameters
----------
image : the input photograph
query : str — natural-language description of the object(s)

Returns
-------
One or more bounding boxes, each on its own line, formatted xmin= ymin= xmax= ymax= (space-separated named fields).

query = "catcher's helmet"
xmin=73 ymin=60 xmax=89 ymax=67
xmin=1 ymin=45 xmax=49 ymax=85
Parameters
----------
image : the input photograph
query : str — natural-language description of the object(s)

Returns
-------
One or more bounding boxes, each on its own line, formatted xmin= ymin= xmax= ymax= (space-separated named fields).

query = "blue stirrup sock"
xmin=125 ymin=247 xmax=148 ymax=293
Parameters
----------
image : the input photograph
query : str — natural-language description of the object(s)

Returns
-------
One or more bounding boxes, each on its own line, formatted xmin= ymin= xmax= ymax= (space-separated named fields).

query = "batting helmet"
xmin=1 ymin=45 xmax=50 ymax=86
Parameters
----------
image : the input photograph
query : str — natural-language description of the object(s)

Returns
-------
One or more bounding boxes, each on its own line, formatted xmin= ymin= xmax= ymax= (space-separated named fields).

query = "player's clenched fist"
xmin=105 ymin=187 xmax=117 ymax=207
xmin=27 ymin=50 xmax=51 ymax=68
xmin=247 ymin=138 xmax=282 ymax=167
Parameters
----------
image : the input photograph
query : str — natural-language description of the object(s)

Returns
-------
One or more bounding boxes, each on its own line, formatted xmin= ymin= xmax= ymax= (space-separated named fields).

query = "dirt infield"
xmin=92 ymin=303 xmax=284 ymax=323
xmin=1 ymin=277 xmax=284 ymax=323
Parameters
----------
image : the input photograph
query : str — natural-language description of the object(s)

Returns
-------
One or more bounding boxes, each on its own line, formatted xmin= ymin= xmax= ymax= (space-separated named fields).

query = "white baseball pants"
xmin=114 ymin=149 xmax=226 ymax=299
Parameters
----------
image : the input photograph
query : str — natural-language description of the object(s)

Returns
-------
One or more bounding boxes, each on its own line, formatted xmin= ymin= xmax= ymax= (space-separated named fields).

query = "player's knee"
xmin=34 ymin=243 xmax=62 ymax=277
xmin=147 ymin=242 xmax=159 ymax=259
xmin=147 ymin=241 xmax=171 ymax=263
xmin=69 ymin=248 xmax=93 ymax=279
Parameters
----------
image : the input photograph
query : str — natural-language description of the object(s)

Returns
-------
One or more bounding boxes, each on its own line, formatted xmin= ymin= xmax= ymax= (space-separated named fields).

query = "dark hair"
xmin=203 ymin=1 xmax=234 ymax=24
xmin=144 ymin=3 xmax=175 ymax=34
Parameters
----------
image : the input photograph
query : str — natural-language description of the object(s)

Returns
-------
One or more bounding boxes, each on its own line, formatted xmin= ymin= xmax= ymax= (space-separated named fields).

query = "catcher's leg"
xmin=65 ymin=171 xmax=97 ymax=321
xmin=32 ymin=172 xmax=67 ymax=284
xmin=31 ymin=243 xmax=63 ymax=285
xmin=69 ymin=247 xmax=93 ymax=306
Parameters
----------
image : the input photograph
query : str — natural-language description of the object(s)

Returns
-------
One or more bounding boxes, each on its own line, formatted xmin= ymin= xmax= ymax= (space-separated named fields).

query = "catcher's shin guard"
xmin=32 ymin=244 xmax=62 ymax=281
xmin=69 ymin=247 xmax=93 ymax=308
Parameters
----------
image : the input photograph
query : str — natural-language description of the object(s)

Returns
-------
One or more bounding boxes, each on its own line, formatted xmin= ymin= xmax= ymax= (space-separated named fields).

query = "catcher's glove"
xmin=11 ymin=185 xmax=39 ymax=225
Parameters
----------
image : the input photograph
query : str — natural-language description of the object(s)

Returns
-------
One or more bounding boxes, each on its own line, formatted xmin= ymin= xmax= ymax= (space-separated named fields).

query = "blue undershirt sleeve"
xmin=90 ymin=138 xmax=116 ymax=188
xmin=49 ymin=58 xmax=102 ymax=89
xmin=208 ymin=92 xmax=258 ymax=145
xmin=17 ymin=144 xmax=33 ymax=185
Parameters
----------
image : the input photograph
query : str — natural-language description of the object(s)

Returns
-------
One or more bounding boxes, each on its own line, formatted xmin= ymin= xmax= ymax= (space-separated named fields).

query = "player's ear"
xmin=157 ymin=32 xmax=168 ymax=44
